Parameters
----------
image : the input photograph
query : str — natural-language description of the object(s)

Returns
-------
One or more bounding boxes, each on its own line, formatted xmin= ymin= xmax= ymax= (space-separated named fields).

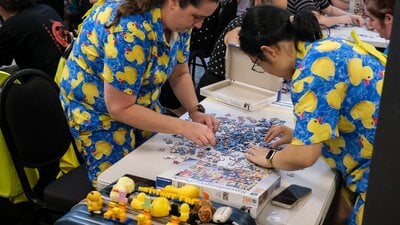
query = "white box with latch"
xmin=200 ymin=44 xmax=283 ymax=111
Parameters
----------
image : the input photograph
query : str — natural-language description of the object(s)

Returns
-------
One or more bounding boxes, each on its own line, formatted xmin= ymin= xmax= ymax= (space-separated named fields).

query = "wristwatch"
xmin=265 ymin=149 xmax=277 ymax=169
xmin=188 ymin=104 xmax=205 ymax=115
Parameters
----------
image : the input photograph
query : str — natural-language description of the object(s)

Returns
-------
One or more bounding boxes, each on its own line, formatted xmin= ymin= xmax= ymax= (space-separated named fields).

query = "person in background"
xmin=239 ymin=5 xmax=385 ymax=225
xmin=196 ymin=0 xmax=287 ymax=102
xmin=0 ymin=0 xmax=71 ymax=78
xmin=330 ymin=0 xmax=365 ymax=16
xmin=37 ymin=0 xmax=64 ymax=18
xmin=236 ymin=0 xmax=251 ymax=15
xmin=287 ymin=0 xmax=364 ymax=27
xmin=363 ymin=0 xmax=393 ymax=54
xmin=65 ymin=0 xmax=97 ymax=32
xmin=59 ymin=0 xmax=220 ymax=185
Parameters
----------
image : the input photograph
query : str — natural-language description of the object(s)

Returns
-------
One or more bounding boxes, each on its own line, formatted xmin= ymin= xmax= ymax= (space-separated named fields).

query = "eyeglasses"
xmin=251 ymin=56 xmax=264 ymax=73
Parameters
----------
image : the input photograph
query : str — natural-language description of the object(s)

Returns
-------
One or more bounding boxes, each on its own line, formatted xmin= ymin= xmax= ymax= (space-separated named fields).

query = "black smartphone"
xmin=271 ymin=184 xmax=312 ymax=209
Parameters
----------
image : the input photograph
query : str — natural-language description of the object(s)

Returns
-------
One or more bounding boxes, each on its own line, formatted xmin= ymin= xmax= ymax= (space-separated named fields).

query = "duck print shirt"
xmin=59 ymin=0 xmax=190 ymax=182
xmin=291 ymin=37 xmax=385 ymax=195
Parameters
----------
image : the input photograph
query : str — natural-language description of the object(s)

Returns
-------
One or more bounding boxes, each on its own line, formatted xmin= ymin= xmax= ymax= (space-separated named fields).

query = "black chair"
xmin=0 ymin=69 xmax=93 ymax=223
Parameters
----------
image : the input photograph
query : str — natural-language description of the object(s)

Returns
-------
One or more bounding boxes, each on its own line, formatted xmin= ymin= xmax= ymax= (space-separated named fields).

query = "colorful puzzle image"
xmin=159 ymin=114 xmax=285 ymax=171
xmin=174 ymin=160 xmax=267 ymax=194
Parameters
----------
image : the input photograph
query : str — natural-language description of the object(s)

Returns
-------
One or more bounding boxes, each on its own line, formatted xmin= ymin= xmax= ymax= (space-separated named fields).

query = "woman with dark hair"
xmin=239 ymin=5 xmax=385 ymax=225
xmin=0 ymin=0 xmax=70 ymax=77
xmin=59 ymin=0 xmax=220 ymax=185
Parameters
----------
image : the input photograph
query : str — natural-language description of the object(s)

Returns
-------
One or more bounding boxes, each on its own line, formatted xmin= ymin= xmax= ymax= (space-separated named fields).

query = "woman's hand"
xmin=182 ymin=120 xmax=217 ymax=146
xmin=350 ymin=14 xmax=364 ymax=26
xmin=245 ymin=144 xmax=270 ymax=168
xmin=264 ymin=125 xmax=293 ymax=148
xmin=338 ymin=15 xmax=354 ymax=25
xmin=224 ymin=27 xmax=241 ymax=46
xmin=190 ymin=111 xmax=220 ymax=133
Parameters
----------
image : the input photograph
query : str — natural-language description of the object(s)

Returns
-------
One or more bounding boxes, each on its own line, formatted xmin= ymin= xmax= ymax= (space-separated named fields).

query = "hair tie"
xmin=289 ymin=15 xmax=294 ymax=24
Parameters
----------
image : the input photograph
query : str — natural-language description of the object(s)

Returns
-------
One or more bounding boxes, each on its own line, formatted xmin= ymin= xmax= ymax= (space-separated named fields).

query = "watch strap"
xmin=265 ymin=149 xmax=277 ymax=168
xmin=188 ymin=104 xmax=205 ymax=115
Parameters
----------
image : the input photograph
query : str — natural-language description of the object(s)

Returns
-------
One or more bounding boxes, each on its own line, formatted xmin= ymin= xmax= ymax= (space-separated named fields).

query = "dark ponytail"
xmin=239 ymin=5 xmax=322 ymax=57
xmin=291 ymin=7 xmax=322 ymax=43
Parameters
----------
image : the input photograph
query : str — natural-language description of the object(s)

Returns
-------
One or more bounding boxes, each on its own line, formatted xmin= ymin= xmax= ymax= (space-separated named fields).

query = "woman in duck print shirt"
xmin=240 ymin=5 xmax=385 ymax=225
xmin=59 ymin=0 xmax=220 ymax=185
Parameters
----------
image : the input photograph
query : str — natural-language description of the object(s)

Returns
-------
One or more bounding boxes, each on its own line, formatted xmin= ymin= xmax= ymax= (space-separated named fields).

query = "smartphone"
xmin=271 ymin=184 xmax=312 ymax=209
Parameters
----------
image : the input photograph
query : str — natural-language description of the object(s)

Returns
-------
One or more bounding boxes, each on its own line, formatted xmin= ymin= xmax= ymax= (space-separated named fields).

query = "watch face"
xmin=198 ymin=104 xmax=205 ymax=113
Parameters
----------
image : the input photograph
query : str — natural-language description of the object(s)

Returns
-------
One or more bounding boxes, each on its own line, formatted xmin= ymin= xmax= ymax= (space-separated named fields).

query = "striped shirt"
xmin=287 ymin=0 xmax=330 ymax=14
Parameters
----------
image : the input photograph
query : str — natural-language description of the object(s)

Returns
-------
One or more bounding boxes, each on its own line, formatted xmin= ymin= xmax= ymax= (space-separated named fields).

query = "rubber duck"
xmin=163 ymin=184 xmax=200 ymax=199
xmin=86 ymin=191 xmax=103 ymax=214
xmin=179 ymin=203 xmax=190 ymax=222
xmin=151 ymin=197 xmax=170 ymax=217
xmin=131 ymin=192 xmax=147 ymax=210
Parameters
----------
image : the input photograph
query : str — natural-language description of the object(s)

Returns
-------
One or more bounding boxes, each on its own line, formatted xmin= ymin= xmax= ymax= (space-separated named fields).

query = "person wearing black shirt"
xmin=0 ymin=0 xmax=71 ymax=78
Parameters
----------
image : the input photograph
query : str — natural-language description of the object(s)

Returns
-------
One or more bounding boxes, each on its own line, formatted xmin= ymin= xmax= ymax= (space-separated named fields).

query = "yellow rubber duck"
xmin=151 ymin=197 xmax=170 ymax=217
xmin=310 ymin=57 xmax=335 ymax=80
xmin=348 ymin=58 xmax=373 ymax=86
xmin=375 ymin=70 xmax=384 ymax=96
xmin=163 ymin=184 xmax=200 ymax=199
xmin=292 ymin=76 xmax=314 ymax=93
xmin=359 ymin=135 xmax=373 ymax=159
xmin=338 ymin=115 xmax=355 ymax=133
xmin=350 ymin=101 xmax=376 ymax=129
xmin=326 ymin=82 xmax=347 ymax=110
xmin=72 ymin=108 xmax=91 ymax=125
xmin=113 ymin=128 xmax=127 ymax=145
xmin=343 ymin=154 xmax=358 ymax=173
xmin=93 ymin=141 xmax=112 ymax=160
xmin=105 ymin=34 xmax=118 ymax=58
xmin=86 ymin=191 xmax=103 ymax=214
xmin=137 ymin=93 xmax=151 ymax=105
xmin=179 ymin=203 xmax=190 ymax=222
xmin=102 ymin=64 xmax=113 ymax=82
xmin=73 ymin=55 xmax=94 ymax=74
xmin=71 ymin=71 xmax=84 ymax=89
xmin=80 ymin=130 xmax=92 ymax=146
xmin=324 ymin=137 xmax=345 ymax=154
xmin=177 ymin=49 xmax=186 ymax=62
xmin=125 ymin=45 xmax=145 ymax=63
xmin=81 ymin=42 xmax=98 ymax=61
xmin=97 ymin=6 xmax=112 ymax=24
xmin=153 ymin=70 xmax=167 ymax=84
xmin=87 ymin=30 xmax=99 ymax=47
xmin=307 ymin=117 xmax=332 ymax=143
xmin=122 ymin=31 xmax=135 ymax=43
xmin=137 ymin=214 xmax=152 ymax=225
xmin=296 ymin=41 xmax=312 ymax=59
xmin=127 ymin=22 xmax=145 ymax=40
xmin=116 ymin=66 xmax=138 ymax=85
xmin=131 ymin=193 xmax=147 ymax=210
xmin=99 ymin=115 xmax=111 ymax=129
xmin=315 ymin=40 xmax=341 ymax=52
xmin=157 ymin=53 xmax=169 ymax=66
xmin=294 ymin=91 xmax=318 ymax=119
xmin=323 ymin=157 xmax=336 ymax=168
xmin=82 ymin=82 xmax=99 ymax=105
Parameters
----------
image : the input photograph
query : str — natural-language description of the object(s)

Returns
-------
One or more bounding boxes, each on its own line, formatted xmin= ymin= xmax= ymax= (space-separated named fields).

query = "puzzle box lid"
xmin=200 ymin=44 xmax=283 ymax=111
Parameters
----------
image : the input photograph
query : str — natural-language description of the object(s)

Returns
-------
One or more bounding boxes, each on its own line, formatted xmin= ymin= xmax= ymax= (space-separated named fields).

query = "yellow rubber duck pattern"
xmin=59 ymin=1 xmax=190 ymax=184
xmin=291 ymin=36 xmax=385 ymax=225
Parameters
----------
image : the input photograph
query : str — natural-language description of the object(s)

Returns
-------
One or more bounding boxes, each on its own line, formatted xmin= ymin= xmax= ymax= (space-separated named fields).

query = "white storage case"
xmin=200 ymin=44 xmax=283 ymax=111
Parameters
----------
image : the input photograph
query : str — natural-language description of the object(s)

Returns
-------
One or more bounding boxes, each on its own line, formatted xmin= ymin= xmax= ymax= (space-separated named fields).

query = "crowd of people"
xmin=0 ymin=0 xmax=395 ymax=224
